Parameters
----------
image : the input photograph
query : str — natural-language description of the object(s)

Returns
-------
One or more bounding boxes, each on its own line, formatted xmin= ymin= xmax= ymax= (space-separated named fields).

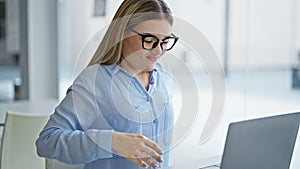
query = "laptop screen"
xmin=220 ymin=112 xmax=300 ymax=169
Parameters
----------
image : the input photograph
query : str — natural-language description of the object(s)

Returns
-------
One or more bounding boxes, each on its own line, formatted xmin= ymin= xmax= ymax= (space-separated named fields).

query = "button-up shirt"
xmin=36 ymin=63 xmax=174 ymax=169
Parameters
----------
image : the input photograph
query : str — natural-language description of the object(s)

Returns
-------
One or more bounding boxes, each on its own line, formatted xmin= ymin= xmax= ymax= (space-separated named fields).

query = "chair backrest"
xmin=46 ymin=159 xmax=84 ymax=169
xmin=0 ymin=112 xmax=49 ymax=169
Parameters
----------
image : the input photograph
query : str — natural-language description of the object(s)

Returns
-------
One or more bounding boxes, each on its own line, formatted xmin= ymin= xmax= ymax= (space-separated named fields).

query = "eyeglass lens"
xmin=143 ymin=36 xmax=177 ymax=51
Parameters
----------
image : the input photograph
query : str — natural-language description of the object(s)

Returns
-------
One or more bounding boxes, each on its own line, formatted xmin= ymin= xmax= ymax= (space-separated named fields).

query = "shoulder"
xmin=72 ymin=64 xmax=109 ymax=88
xmin=77 ymin=64 xmax=101 ymax=79
xmin=72 ymin=64 xmax=117 ymax=90
xmin=76 ymin=64 xmax=114 ymax=82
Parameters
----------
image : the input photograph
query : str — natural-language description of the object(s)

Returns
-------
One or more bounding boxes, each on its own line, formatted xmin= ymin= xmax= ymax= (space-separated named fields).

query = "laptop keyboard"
xmin=199 ymin=164 xmax=220 ymax=169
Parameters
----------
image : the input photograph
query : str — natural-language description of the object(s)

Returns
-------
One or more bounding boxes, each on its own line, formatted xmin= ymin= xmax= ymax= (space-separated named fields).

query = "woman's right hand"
xmin=112 ymin=132 xmax=164 ymax=168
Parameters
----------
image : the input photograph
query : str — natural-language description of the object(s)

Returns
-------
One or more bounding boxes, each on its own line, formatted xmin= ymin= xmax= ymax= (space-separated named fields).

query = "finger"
xmin=128 ymin=134 xmax=163 ymax=155
xmin=137 ymin=151 xmax=158 ymax=168
xmin=128 ymin=157 xmax=147 ymax=168
xmin=142 ymin=146 xmax=163 ymax=163
xmin=144 ymin=138 xmax=163 ymax=155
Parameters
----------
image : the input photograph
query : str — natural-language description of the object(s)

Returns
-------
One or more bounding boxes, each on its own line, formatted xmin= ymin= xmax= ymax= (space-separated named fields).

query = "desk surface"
xmin=0 ymin=99 xmax=58 ymax=114
xmin=0 ymin=99 xmax=58 ymax=122
xmin=162 ymin=156 xmax=221 ymax=169
xmin=161 ymin=154 xmax=300 ymax=169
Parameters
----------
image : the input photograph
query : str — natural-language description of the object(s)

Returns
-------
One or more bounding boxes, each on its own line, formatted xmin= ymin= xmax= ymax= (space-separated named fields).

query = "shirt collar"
xmin=109 ymin=64 xmax=158 ymax=76
xmin=111 ymin=64 xmax=122 ymax=75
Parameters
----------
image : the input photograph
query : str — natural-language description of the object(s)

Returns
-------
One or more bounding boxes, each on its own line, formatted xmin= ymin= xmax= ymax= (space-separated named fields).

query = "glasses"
xmin=130 ymin=29 xmax=179 ymax=51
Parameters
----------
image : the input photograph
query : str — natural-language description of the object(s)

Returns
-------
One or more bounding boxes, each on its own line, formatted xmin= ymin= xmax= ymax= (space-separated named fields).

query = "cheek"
xmin=122 ymin=38 xmax=142 ymax=58
xmin=124 ymin=50 xmax=147 ymax=63
xmin=121 ymin=50 xmax=152 ymax=70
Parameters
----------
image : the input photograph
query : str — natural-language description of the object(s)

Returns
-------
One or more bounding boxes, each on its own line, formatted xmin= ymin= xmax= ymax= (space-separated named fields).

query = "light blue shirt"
xmin=36 ymin=63 xmax=174 ymax=169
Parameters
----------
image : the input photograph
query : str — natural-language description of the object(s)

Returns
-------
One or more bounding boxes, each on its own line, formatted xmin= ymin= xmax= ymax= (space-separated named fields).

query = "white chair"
xmin=46 ymin=159 xmax=84 ymax=169
xmin=0 ymin=112 xmax=49 ymax=169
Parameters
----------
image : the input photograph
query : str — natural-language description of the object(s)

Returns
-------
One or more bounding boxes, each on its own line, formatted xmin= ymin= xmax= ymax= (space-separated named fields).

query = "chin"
xmin=146 ymin=63 xmax=156 ymax=70
xmin=140 ymin=59 xmax=157 ymax=71
xmin=139 ymin=66 xmax=153 ymax=72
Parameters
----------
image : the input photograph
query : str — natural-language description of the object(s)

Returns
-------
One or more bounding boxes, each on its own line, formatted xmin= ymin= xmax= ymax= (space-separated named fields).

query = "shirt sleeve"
xmin=35 ymin=75 xmax=114 ymax=164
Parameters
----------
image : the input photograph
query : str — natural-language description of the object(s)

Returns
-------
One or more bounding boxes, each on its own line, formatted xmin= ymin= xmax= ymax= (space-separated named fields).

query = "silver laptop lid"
xmin=220 ymin=112 xmax=300 ymax=169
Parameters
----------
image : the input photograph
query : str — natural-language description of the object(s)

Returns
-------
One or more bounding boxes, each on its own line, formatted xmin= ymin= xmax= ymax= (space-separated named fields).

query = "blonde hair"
xmin=88 ymin=0 xmax=173 ymax=66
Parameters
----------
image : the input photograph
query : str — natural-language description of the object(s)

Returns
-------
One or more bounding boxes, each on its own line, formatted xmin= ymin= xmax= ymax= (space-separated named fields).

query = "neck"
xmin=136 ymin=71 xmax=150 ymax=90
xmin=119 ymin=60 xmax=153 ymax=76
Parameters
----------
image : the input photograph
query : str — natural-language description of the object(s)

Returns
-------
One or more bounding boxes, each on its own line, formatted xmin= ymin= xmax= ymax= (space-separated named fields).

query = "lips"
xmin=146 ymin=55 xmax=159 ymax=62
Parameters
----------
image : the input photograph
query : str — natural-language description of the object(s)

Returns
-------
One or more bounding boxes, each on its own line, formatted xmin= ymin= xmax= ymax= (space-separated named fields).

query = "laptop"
xmin=201 ymin=112 xmax=300 ymax=169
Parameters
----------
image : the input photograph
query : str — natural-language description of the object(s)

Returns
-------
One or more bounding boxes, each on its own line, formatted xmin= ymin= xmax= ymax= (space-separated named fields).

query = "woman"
xmin=36 ymin=0 xmax=179 ymax=168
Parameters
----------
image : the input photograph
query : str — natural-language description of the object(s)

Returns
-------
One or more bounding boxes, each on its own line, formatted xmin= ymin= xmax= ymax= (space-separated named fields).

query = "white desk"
xmin=162 ymin=153 xmax=300 ymax=169
xmin=162 ymin=156 xmax=221 ymax=169
xmin=0 ymin=99 xmax=58 ymax=122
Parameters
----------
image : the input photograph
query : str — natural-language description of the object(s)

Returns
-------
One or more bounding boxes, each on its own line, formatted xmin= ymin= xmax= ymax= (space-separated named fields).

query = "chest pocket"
xmin=151 ymin=90 xmax=168 ymax=119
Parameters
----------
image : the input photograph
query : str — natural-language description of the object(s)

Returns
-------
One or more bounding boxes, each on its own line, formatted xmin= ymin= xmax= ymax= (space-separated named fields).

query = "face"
xmin=121 ymin=19 xmax=173 ymax=74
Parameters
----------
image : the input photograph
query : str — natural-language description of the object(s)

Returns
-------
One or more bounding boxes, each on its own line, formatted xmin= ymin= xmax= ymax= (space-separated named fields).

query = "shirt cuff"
xmin=86 ymin=129 xmax=114 ymax=158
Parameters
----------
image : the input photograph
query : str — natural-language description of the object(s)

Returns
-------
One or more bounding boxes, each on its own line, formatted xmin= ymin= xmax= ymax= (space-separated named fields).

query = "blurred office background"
xmin=0 ymin=0 xmax=300 ymax=166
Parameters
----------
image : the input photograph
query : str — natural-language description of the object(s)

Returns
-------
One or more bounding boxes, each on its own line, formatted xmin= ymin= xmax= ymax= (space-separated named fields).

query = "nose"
xmin=151 ymin=42 xmax=163 ymax=55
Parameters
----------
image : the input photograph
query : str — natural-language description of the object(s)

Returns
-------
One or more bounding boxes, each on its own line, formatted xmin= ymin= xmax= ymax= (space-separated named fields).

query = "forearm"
xmin=36 ymin=127 xmax=114 ymax=164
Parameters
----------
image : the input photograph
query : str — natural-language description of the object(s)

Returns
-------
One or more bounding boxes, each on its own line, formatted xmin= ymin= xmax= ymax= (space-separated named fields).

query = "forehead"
xmin=134 ymin=19 xmax=172 ymax=36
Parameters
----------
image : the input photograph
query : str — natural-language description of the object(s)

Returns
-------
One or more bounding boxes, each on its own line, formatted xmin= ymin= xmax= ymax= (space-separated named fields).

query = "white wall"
xmin=57 ymin=0 xmax=123 ymax=98
xmin=229 ymin=0 xmax=295 ymax=70
xmin=169 ymin=0 xmax=298 ymax=71
xmin=57 ymin=0 xmax=123 ymax=74
xmin=28 ymin=0 xmax=58 ymax=100
xmin=168 ymin=0 xmax=225 ymax=69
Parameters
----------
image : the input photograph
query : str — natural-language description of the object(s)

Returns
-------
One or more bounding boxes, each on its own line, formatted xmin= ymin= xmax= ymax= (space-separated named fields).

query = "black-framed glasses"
xmin=130 ymin=29 xmax=179 ymax=51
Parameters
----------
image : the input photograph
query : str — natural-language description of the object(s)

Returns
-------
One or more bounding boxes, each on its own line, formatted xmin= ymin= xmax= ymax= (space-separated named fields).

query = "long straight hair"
xmin=88 ymin=0 xmax=173 ymax=66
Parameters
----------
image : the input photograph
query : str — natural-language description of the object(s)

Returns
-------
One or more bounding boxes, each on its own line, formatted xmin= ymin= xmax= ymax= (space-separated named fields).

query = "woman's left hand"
xmin=112 ymin=131 xmax=163 ymax=168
